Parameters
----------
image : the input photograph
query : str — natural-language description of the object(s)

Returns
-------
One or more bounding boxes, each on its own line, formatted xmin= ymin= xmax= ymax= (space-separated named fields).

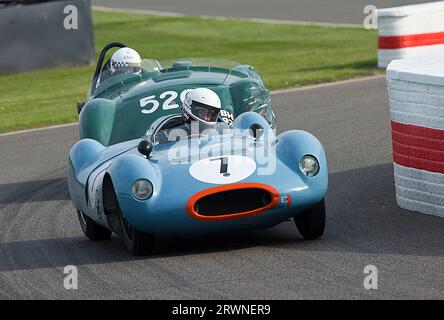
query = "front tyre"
xmin=77 ymin=210 xmax=112 ymax=241
xmin=294 ymin=199 xmax=326 ymax=239
xmin=118 ymin=206 xmax=155 ymax=256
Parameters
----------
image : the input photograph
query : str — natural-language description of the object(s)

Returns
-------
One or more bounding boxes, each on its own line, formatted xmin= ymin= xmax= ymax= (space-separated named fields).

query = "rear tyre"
xmin=294 ymin=199 xmax=326 ymax=239
xmin=118 ymin=206 xmax=155 ymax=256
xmin=77 ymin=210 xmax=112 ymax=241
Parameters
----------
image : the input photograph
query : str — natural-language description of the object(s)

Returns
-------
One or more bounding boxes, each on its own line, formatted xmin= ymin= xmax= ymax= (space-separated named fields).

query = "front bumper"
xmin=117 ymin=178 xmax=326 ymax=235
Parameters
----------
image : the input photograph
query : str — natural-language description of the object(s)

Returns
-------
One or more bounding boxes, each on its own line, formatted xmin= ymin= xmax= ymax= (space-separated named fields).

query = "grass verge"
xmin=0 ymin=10 xmax=380 ymax=133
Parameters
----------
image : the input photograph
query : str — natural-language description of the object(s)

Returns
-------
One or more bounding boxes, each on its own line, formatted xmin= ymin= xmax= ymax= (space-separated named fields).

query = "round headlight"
xmin=300 ymin=155 xmax=319 ymax=177
xmin=131 ymin=179 xmax=153 ymax=200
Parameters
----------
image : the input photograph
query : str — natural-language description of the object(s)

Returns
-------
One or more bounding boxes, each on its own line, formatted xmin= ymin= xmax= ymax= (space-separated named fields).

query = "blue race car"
xmin=67 ymin=112 xmax=328 ymax=255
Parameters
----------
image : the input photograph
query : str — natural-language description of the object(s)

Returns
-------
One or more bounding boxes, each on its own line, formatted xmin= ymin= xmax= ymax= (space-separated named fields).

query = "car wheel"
xmin=118 ymin=206 xmax=155 ymax=256
xmin=294 ymin=199 xmax=326 ymax=239
xmin=77 ymin=210 xmax=112 ymax=241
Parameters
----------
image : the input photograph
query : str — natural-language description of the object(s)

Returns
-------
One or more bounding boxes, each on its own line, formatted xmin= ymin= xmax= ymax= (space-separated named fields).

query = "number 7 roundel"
xmin=189 ymin=155 xmax=256 ymax=184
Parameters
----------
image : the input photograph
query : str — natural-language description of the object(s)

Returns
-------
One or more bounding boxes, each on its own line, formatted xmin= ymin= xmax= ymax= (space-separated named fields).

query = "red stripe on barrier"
xmin=393 ymin=152 xmax=444 ymax=174
xmin=379 ymin=31 xmax=444 ymax=49
xmin=392 ymin=130 xmax=444 ymax=152
xmin=393 ymin=141 xmax=444 ymax=162
xmin=392 ymin=121 xmax=444 ymax=140
xmin=391 ymin=121 xmax=444 ymax=174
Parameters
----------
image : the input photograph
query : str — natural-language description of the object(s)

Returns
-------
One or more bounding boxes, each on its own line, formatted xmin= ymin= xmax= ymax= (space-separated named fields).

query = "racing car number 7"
xmin=211 ymin=156 xmax=230 ymax=177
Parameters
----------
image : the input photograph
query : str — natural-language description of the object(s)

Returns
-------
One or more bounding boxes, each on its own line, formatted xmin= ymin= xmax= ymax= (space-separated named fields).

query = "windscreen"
xmin=141 ymin=58 xmax=241 ymax=72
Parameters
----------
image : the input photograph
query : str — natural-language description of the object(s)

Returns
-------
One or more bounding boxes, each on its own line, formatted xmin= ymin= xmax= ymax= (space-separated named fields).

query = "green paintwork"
xmin=80 ymin=61 xmax=274 ymax=146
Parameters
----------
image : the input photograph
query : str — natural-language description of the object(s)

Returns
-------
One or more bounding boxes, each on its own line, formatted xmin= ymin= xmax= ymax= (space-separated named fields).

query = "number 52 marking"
xmin=139 ymin=89 xmax=193 ymax=114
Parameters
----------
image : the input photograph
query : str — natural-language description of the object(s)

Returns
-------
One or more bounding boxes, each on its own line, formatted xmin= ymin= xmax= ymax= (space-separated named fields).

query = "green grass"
xmin=0 ymin=10 xmax=380 ymax=133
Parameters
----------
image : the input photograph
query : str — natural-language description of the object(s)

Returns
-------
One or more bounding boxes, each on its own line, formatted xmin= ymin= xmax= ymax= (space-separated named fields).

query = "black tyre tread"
xmin=294 ymin=199 xmax=326 ymax=240
xmin=117 ymin=205 xmax=155 ymax=256
xmin=126 ymin=229 xmax=155 ymax=256
xmin=78 ymin=211 xmax=112 ymax=241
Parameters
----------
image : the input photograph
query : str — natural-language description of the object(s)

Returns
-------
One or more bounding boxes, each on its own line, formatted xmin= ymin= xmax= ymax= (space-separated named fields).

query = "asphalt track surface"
xmin=92 ymin=0 xmax=436 ymax=25
xmin=1 ymin=76 xmax=444 ymax=299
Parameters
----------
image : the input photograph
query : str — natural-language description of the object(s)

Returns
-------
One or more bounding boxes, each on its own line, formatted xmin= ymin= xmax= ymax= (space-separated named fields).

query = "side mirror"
xmin=77 ymin=101 xmax=86 ymax=114
xmin=138 ymin=140 xmax=153 ymax=158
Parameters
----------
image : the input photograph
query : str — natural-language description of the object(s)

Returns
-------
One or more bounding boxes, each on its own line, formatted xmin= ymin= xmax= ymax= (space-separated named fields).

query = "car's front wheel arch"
xmin=102 ymin=173 xmax=155 ymax=256
xmin=103 ymin=173 xmax=123 ymax=236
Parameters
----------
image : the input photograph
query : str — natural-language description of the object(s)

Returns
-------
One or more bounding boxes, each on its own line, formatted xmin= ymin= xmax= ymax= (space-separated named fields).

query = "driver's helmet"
xmin=182 ymin=88 xmax=221 ymax=125
xmin=110 ymin=47 xmax=142 ymax=75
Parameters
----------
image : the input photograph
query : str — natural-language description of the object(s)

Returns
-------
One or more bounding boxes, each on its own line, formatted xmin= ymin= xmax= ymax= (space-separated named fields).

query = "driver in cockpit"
xmin=110 ymin=47 xmax=142 ymax=76
xmin=98 ymin=47 xmax=142 ymax=84
xmin=154 ymin=88 xmax=229 ymax=144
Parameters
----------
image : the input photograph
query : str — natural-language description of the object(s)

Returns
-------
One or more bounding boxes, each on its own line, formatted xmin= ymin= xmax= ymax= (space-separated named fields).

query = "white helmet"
xmin=110 ymin=47 xmax=142 ymax=74
xmin=182 ymin=88 xmax=221 ymax=125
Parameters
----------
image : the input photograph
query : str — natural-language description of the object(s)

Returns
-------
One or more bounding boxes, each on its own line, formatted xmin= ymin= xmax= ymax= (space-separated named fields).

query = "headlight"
xmin=300 ymin=155 xmax=319 ymax=177
xmin=131 ymin=179 xmax=153 ymax=200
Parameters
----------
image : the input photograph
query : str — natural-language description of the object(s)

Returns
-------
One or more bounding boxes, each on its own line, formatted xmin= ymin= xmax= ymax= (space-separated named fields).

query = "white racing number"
xmin=189 ymin=155 xmax=256 ymax=184
xmin=140 ymin=89 xmax=193 ymax=114
xmin=139 ymin=95 xmax=159 ymax=114
xmin=160 ymin=91 xmax=179 ymax=110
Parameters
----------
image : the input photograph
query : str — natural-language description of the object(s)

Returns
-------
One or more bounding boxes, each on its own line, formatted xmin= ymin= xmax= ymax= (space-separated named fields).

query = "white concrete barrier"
xmin=377 ymin=1 xmax=444 ymax=68
xmin=387 ymin=58 xmax=444 ymax=217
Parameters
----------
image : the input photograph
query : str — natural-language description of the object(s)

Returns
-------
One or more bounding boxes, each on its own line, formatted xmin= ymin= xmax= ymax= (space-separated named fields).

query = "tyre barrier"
xmin=377 ymin=1 xmax=444 ymax=68
xmin=387 ymin=58 xmax=444 ymax=217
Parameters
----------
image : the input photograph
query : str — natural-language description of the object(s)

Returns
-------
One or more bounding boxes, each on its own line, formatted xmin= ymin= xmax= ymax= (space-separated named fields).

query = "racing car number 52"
xmin=140 ymin=89 xmax=235 ymax=125
xmin=139 ymin=89 xmax=193 ymax=114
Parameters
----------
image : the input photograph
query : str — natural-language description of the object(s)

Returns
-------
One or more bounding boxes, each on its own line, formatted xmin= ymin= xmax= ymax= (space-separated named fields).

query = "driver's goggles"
xmin=190 ymin=101 xmax=220 ymax=123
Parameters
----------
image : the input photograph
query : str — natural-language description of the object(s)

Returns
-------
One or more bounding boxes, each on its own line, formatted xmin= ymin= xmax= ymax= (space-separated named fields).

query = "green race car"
xmin=78 ymin=42 xmax=276 ymax=146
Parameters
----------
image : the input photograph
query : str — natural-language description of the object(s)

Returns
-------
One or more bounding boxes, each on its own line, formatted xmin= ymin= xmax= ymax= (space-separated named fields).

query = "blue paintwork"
xmin=68 ymin=112 xmax=328 ymax=235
